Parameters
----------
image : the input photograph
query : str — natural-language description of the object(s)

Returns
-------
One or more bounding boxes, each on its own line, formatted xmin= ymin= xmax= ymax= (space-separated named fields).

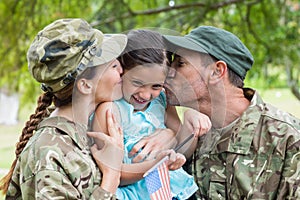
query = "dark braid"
xmin=0 ymin=92 xmax=53 ymax=194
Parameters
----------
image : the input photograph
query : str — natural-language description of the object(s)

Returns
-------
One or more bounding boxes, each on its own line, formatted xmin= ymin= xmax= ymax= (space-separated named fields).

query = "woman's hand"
xmin=87 ymin=110 xmax=124 ymax=192
xmin=129 ymin=128 xmax=177 ymax=163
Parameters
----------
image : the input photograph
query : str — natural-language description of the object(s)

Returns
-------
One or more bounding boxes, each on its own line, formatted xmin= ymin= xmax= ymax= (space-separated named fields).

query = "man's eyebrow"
xmin=173 ymin=54 xmax=182 ymax=59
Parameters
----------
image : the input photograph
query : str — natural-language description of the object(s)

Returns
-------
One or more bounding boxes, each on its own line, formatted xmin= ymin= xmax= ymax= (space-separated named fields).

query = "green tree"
xmin=0 ymin=0 xmax=299 ymax=104
xmin=0 ymin=0 xmax=93 ymax=104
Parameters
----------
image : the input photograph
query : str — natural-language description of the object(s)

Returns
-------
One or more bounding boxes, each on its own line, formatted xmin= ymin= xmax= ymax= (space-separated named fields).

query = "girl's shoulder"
xmin=93 ymin=102 xmax=121 ymax=131
xmin=152 ymin=90 xmax=167 ymax=108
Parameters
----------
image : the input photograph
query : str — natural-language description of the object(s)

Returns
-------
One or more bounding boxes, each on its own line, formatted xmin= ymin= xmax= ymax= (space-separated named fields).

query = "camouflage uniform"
xmin=191 ymin=88 xmax=300 ymax=199
xmin=6 ymin=116 xmax=116 ymax=200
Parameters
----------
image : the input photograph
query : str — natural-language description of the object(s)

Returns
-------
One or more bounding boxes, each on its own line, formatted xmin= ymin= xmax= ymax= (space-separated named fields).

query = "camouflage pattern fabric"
xmin=27 ymin=18 xmax=127 ymax=93
xmin=191 ymin=88 xmax=300 ymax=199
xmin=6 ymin=116 xmax=116 ymax=200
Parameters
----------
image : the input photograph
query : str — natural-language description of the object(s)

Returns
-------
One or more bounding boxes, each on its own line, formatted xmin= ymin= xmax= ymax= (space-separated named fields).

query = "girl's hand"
xmin=183 ymin=108 xmax=211 ymax=138
xmin=155 ymin=149 xmax=186 ymax=171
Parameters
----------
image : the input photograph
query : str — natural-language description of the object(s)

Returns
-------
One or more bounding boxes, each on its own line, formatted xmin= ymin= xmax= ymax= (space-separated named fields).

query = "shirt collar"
xmin=38 ymin=116 xmax=90 ymax=150
xmin=210 ymin=88 xmax=264 ymax=155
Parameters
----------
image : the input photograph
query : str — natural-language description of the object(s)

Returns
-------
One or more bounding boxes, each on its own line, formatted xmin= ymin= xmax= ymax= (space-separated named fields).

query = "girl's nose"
xmin=139 ymin=90 xmax=152 ymax=101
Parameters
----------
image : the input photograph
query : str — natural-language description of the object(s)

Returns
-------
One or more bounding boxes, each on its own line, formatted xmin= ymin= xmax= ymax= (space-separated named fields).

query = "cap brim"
xmin=163 ymin=35 xmax=207 ymax=54
xmin=88 ymin=34 xmax=127 ymax=67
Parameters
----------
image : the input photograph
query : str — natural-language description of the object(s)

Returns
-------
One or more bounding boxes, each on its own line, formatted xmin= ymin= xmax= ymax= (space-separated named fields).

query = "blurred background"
xmin=0 ymin=0 xmax=299 ymax=198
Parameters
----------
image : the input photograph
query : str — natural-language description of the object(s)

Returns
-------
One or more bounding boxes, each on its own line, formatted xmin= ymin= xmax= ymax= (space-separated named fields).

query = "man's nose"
xmin=167 ymin=67 xmax=176 ymax=78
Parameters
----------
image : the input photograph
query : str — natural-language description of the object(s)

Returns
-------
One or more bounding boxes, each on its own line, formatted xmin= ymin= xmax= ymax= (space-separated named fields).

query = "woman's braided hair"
xmin=0 ymin=66 xmax=96 ymax=194
xmin=0 ymin=92 xmax=53 ymax=194
xmin=0 ymin=18 xmax=120 ymax=195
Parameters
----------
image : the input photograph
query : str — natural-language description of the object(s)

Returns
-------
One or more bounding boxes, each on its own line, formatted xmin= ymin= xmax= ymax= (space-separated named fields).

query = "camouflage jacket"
xmin=6 ymin=116 xmax=116 ymax=200
xmin=192 ymin=88 xmax=300 ymax=199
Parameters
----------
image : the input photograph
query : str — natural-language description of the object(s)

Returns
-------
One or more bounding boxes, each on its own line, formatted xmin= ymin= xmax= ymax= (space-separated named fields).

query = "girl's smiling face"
xmin=122 ymin=64 xmax=167 ymax=111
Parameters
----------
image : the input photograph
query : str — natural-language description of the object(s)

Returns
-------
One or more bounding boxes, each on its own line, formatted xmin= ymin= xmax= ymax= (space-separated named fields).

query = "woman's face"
xmin=93 ymin=59 xmax=123 ymax=103
xmin=122 ymin=64 xmax=167 ymax=111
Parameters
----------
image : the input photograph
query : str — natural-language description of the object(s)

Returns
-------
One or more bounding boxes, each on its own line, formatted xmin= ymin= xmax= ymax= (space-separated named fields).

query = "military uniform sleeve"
xmin=25 ymin=169 xmax=116 ymax=200
xmin=6 ymin=120 xmax=118 ymax=200
xmin=277 ymin=133 xmax=300 ymax=198
xmin=91 ymin=187 xmax=117 ymax=200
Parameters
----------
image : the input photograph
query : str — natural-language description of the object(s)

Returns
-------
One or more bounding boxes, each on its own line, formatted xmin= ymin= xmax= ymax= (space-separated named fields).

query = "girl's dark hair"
xmin=0 ymin=66 xmax=98 ymax=194
xmin=118 ymin=29 xmax=168 ymax=71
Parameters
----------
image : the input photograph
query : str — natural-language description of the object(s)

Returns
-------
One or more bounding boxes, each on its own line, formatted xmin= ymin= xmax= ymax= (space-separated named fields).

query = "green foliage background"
xmin=0 ymin=0 xmax=299 ymax=106
xmin=0 ymin=2 xmax=299 ymax=199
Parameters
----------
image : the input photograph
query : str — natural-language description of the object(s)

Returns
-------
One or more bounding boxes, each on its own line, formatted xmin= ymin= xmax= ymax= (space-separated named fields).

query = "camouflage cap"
xmin=163 ymin=26 xmax=254 ymax=80
xmin=27 ymin=18 xmax=127 ymax=93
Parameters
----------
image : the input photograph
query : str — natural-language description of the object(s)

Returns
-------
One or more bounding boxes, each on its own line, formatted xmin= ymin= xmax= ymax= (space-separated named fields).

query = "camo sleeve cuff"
xmin=91 ymin=187 xmax=117 ymax=200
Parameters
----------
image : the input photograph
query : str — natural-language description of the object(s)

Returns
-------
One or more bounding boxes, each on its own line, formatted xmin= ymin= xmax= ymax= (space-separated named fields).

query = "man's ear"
xmin=76 ymin=78 xmax=93 ymax=94
xmin=209 ymin=60 xmax=227 ymax=84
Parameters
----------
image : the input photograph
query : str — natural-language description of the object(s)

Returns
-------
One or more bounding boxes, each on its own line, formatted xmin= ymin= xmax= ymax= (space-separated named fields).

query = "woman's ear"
xmin=209 ymin=60 xmax=227 ymax=84
xmin=76 ymin=78 xmax=93 ymax=94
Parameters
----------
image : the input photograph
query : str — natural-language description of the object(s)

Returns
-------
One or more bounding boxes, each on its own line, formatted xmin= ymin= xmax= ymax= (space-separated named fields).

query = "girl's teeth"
xmin=134 ymin=96 xmax=145 ymax=103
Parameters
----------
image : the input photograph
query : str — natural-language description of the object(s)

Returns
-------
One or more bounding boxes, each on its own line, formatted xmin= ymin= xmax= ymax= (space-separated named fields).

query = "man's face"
xmin=164 ymin=48 xmax=211 ymax=110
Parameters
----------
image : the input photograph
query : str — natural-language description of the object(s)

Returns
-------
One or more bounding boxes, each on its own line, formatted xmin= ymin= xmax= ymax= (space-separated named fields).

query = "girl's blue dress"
xmin=115 ymin=92 xmax=198 ymax=200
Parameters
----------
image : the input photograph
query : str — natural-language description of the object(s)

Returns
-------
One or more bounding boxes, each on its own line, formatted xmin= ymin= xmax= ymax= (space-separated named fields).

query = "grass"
xmin=259 ymin=88 xmax=300 ymax=117
xmin=0 ymin=88 xmax=299 ymax=199
xmin=0 ymin=124 xmax=21 ymax=199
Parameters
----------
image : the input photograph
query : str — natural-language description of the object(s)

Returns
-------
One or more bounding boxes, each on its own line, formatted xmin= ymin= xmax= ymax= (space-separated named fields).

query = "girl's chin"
xmin=133 ymin=103 xmax=147 ymax=111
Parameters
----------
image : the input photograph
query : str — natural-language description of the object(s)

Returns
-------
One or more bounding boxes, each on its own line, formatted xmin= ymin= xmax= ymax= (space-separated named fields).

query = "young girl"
xmin=92 ymin=29 xmax=211 ymax=199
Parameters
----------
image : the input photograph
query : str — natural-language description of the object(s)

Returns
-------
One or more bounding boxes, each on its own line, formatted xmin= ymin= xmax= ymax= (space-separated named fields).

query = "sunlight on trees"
xmin=0 ymin=0 xmax=299 ymax=104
